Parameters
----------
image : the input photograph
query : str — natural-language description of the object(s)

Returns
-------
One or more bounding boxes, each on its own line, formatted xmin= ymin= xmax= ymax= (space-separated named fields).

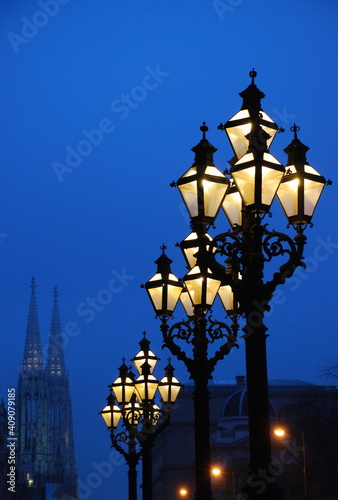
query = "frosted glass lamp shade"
xmin=100 ymin=394 xmax=121 ymax=429
xmin=231 ymin=151 xmax=284 ymax=213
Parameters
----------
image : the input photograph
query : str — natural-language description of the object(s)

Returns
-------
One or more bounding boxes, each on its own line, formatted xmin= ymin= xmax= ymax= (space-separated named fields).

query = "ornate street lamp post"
xmin=100 ymin=391 xmax=141 ymax=500
xmin=144 ymin=125 xmax=240 ymax=500
xmin=144 ymin=71 xmax=329 ymax=500
xmin=100 ymin=335 xmax=181 ymax=500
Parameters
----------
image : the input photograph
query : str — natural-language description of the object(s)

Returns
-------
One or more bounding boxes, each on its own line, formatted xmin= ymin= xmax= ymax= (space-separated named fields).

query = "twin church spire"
xmin=18 ymin=279 xmax=78 ymax=499
xmin=22 ymin=278 xmax=66 ymax=376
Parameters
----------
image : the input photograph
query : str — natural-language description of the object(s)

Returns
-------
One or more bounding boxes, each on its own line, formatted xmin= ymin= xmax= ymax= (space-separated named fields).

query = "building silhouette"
xmin=152 ymin=376 xmax=338 ymax=499
xmin=16 ymin=278 xmax=78 ymax=499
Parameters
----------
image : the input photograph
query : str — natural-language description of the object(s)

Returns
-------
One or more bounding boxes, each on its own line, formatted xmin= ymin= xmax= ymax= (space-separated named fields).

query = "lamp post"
xmin=274 ymin=411 xmax=308 ymax=499
xmin=212 ymin=450 xmax=236 ymax=500
xmin=143 ymin=129 xmax=239 ymax=500
xmin=100 ymin=389 xmax=141 ymax=500
xmin=100 ymin=334 xmax=181 ymax=500
xmin=143 ymin=70 xmax=329 ymax=500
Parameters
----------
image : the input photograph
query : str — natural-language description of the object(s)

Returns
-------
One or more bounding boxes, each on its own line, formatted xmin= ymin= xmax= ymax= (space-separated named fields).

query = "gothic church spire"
xmin=22 ymin=277 xmax=43 ymax=371
xmin=46 ymin=287 xmax=65 ymax=377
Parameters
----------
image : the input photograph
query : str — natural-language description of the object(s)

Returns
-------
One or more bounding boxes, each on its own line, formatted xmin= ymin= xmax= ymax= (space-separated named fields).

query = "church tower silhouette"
xmin=17 ymin=278 xmax=78 ymax=499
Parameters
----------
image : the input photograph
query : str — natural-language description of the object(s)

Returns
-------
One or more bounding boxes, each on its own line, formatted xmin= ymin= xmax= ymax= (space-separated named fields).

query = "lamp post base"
xmin=241 ymin=481 xmax=284 ymax=500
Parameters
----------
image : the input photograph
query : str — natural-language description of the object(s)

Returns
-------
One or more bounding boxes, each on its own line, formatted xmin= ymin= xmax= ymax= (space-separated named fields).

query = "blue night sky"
xmin=1 ymin=1 xmax=338 ymax=499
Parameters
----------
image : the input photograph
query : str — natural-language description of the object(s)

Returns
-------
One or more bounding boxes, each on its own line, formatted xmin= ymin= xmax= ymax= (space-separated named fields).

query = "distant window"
xmin=32 ymin=395 xmax=38 ymax=422
xmin=50 ymin=404 xmax=55 ymax=427
xmin=25 ymin=395 xmax=31 ymax=423
xmin=25 ymin=427 xmax=31 ymax=451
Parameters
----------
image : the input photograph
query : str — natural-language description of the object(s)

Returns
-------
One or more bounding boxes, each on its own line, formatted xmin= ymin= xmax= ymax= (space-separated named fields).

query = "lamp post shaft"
xmin=192 ymin=315 xmax=213 ymax=500
xmin=302 ymin=430 xmax=308 ymax=500
xmin=193 ymin=380 xmax=213 ymax=500
xmin=239 ymin=217 xmax=284 ymax=499
xmin=128 ymin=460 xmax=138 ymax=500
xmin=245 ymin=322 xmax=272 ymax=472
xmin=240 ymin=215 xmax=273 ymax=473
xmin=142 ymin=441 xmax=153 ymax=500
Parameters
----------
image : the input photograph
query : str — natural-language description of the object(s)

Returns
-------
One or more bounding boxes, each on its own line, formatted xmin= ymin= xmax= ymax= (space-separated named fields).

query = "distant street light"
xmin=211 ymin=467 xmax=221 ymax=477
xmin=100 ymin=334 xmax=181 ymax=500
xmin=212 ymin=449 xmax=236 ymax=500
xmin=143 ymin=70 xmax=329 ymax=499
xmin=273 ymin=422 xmax=308 ymax=500
xmin=179 ymin=487 xmax=188 ymax=497
xmin=273 ymin=427 xmax=286 ymax=438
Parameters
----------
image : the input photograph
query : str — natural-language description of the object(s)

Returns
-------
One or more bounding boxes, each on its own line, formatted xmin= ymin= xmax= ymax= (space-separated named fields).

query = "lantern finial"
xmin=284 ymin=125 xmax=309 ymax=165
xmin=191 ymin=126 xmax=217 ymax=165
xmin=200 ymin=122 xmax=208 ymax=139
xmin=249 ymin=68 xmax=257 ymax=84
xmin=291 ymin=124 xmax=300 ymax=140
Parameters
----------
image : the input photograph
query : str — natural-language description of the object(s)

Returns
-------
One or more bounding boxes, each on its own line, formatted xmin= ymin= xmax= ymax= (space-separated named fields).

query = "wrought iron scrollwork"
xmin=261 ymin=227 xmax=295 ymax=262
xmin=214 ymin=231 xmax=242 ymax=260
xmin=111 ymin=430 xmax=141 ymax=463
xmin=167 ymin=319 xmax=194 ymax=344
xmin=211 ymin=222 xmax=307 ymax=306
xmin=206 ymin=316 xmax=233 ymax=343
xmin=128 ymin=406 xmax=170 ymax=445
xmin=160 ymin=316 xmax=238 ymax=382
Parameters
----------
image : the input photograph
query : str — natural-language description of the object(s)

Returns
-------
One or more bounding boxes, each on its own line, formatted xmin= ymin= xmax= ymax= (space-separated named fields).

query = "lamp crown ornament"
xmin=200 ymin=122 xmax=208 ymax=138
xmin=191 ymin=122 xmax=218 ymax=165
xmin=283 ymin=124 xmax=309 ymax=165
xmin=155 ymin=244 xmax=172 ymax=275
xmin=118 ymin=360 xmax=129 ymax=377
xmin=239 ymin=68 xmax=265 ymax=114
xmin=162 ymin=359 xmax=175 ymax=377
xmin=218 ymin=70 xmax=279 ymax=162
xmin=249 ymin=68 xmax=257 ymax=82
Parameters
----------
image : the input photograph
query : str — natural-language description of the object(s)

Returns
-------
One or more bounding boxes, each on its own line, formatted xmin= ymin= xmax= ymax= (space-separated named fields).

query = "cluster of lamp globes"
xmin=143 ymin=70 xmax=330 ymax=320
xmin=100 ymin=336 xmax=182 ymax=432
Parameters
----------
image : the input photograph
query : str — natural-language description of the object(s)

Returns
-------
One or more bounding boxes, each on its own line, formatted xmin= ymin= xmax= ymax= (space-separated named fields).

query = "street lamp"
xmin=100 ymin=335 xmax=181 ymax=500
xmin=211 ymin=449 xmax=236 ymax=500
xmin=144 ymin=125 xmax=239 ymax=500
xmin=273 ymin=427 xmax=286 ymax=438
xmin=213 ymin=72 xmax=328 ymax=499
xmin=100 ymin=389 xmax=140 ymax=500
xmin=179 ymin=487 xmax=189 ymax=497
xmin=144 ymin=70 xmax=329 ymax=500
xmin=273 ymin=418 xmax=308 ymax=500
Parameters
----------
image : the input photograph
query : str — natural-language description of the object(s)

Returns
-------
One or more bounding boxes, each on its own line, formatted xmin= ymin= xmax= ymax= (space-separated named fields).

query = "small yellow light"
xmin=212 ymin=467 xmax=222 ymax=476
xmin=179 ymin=488 xmax=188 ymax=496
xmin=274 ymin=428 xmax=286 ymax=437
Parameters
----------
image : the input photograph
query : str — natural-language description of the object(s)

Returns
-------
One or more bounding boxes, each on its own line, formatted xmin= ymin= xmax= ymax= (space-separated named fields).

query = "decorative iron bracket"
xmin=160 ymin=317 xmax=238 ymax=383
